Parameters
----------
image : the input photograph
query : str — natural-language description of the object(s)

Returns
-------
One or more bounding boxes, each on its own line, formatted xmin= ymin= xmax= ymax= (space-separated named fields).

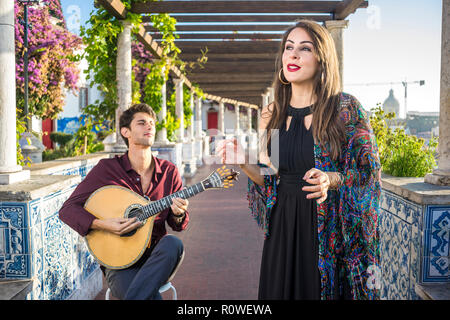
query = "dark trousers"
xmin=104 ymin=234 xmax=184 ymax=300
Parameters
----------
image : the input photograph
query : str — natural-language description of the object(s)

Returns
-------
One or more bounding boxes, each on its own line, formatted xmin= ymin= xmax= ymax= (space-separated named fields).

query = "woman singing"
xmin=217 ymin=20 xmax=381 ymax=300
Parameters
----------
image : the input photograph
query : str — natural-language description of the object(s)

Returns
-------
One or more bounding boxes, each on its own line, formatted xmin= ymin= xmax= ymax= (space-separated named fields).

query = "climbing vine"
xmin=80 ymin=0 xmax=207 ymax=142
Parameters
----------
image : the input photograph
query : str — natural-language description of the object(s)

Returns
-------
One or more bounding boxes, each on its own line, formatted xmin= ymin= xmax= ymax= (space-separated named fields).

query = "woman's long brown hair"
xmin=264 ymin=20 xmax=345 ymax=161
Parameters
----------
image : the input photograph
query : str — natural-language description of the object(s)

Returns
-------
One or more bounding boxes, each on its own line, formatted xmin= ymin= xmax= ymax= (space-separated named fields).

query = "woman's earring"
xmin=278 ymin=68 xmax=290 ymax=85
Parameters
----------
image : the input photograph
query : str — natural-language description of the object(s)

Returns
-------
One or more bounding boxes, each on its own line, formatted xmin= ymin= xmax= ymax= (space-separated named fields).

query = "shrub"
xmin=49 ymin=132 xmax=73 ymax=147
xmin=370 ymin=105 xmax=438 ymax=177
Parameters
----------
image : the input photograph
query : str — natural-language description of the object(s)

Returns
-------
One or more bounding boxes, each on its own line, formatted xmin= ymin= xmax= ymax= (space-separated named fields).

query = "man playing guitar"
xmin=59 ymin=103 xmax=189 ymax=300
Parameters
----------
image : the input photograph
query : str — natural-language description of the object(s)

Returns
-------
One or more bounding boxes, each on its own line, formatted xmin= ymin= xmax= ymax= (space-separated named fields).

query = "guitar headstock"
xmin=203 ymin=165 xmax=240 ymax=190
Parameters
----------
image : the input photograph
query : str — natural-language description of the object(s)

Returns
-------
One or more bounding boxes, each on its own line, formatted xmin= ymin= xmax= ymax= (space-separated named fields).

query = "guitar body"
xmin=84 ymin=185 xmax=155 ymax=270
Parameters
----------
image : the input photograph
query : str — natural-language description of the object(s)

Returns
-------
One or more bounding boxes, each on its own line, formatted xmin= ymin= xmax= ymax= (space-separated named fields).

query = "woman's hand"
xmin=301 ymin=168 xmax=330 ymax=205
xmin=215 ymin=138 xmax=246 ymax=165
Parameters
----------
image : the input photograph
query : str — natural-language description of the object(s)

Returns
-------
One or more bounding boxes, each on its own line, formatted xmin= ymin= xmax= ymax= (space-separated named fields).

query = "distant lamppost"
xmin=19 ymin=0 xmax=45 ymax=164
xmin=19 ymin=0 xmax=39 ymax=130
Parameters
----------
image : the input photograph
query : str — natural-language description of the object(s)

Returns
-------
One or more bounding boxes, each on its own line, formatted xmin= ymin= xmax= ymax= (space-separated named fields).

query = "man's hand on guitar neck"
xmin=91 ymin=217 xmax=143 ymax=236
xmin=170 ymin=197 xmax=189 ymax=224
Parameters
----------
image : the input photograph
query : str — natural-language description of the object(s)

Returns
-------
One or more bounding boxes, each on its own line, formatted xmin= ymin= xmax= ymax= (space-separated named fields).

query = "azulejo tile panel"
xmin=1 ymin=160 xmax=103 ymax=299
xmin=30 ymin=185 xmax=100 ymax=300
xmin=0 ymin=202 xmax=31 ymax=279
xmin=379 ymin=190 xmax=422 ymax=300
xmin=422 ymin=206 xmax=450 ymax=282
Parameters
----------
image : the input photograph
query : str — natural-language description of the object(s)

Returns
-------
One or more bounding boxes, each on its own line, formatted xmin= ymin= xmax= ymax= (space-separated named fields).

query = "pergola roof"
xmin=98 ymin=0 xmax=368 ymax=108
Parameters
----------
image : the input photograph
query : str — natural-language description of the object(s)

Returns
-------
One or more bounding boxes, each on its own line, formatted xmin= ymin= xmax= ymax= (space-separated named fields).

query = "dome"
xmin=383 ymin=89 xmax=400 ymax=117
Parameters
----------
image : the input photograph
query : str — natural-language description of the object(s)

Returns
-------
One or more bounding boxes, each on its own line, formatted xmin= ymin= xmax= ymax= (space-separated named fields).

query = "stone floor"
xmin=95 ymin=163 xmax=265 ymax=300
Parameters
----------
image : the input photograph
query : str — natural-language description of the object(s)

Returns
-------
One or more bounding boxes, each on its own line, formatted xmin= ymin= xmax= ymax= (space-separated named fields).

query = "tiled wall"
xmin=379 ymin=189 xmax=450 ymax=300
xmin=0 ymin=161 xmax=101 ymax=300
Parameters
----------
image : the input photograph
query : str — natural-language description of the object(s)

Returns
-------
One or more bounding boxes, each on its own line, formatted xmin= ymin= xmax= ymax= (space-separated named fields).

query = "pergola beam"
xmin=203 ymin=93 xmax=259 ymax=109
xmin=188 ymin=72 xmax=274 ymax=83
xmin=188 ymin=65 xmax=275 ymax=74
xmin=169 ymin=41 xmax=281 ymax=54
xmin=200 ymin=83 xmax=268 ymax=92
xmin=150 ymin=32 xmax=283 ymax=40
xmin=180 ymin=52 xmax=275 ymax=60
xmin=335 ymin=0 xmax=368 ymax=19
xmin=142 ymin=14 xmax=333 ymax=23
xmin=97 ymin=0 xmax=127 ymax=19
xmin=146 ymin=24 xmax=293 ymax=32
xmin=207 ymin=91 xmax=264 ymax=97
xmin=131 ymin=1 xmax=368 ymax=15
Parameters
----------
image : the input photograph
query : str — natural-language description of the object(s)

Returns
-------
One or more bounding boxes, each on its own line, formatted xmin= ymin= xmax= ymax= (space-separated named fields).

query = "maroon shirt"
xmin=59 ymin=152 xmax=189 ymax=243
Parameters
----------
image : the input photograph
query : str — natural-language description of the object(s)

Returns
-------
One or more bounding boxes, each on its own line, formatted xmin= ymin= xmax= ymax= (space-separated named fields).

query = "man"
xmin=59 ymin=103 xmax=189 ymax=300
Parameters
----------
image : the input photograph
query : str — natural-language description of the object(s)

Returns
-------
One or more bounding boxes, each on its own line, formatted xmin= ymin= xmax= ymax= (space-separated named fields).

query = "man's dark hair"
xmin=119 ymin=103 xmax=157 ymax=147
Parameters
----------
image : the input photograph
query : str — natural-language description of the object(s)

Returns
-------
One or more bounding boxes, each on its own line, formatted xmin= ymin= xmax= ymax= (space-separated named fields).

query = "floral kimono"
xmin=247 ymin=92 xmax=381 ymax=300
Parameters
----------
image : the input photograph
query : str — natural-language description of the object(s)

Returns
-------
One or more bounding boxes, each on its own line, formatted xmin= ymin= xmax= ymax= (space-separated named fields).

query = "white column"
xmin=325 ymin=20 xmax=349 ymax=89
xmin=257 ymin=108 xmax=261 ymax=127
xmin=262 ymin=92 xmax=269 ymax=107
xmin=259 ymin=93 xmax=269 ymax=131
xmin=188 ymin=91 xmax=195 ymax=141
xmin=182 ymin=90 xmax=197 ymax=176
xmin=155 ymin=64 xmax=170 ymax=144
xmin=267 ymin=87 xmax=274 ymax=104
xmin=0 ymin=0 xmax=30 ymax=184
xmin=174 ymin=78 xmax=184 ymax=142
xmin=194 ymin=96 xmax=204 ymax=165
xmin=218 ymin=101 xmax=225 ymax=135
xmin=425 ymin=0 xmax=450 ymax=186
xmin=235 ymin=103 xmax=240 ymax=135
xmin=247 ymin=107 xmax=252 ymax=132
xmin=195 ymin=97 xmax=202 ymax=139
xmin=114 ymin=20 xmax=132 ymax=152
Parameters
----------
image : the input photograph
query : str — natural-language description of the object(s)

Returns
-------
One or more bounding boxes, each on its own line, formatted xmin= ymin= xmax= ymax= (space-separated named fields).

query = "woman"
xmin=217 ymin=20 xmax=381 ymax=300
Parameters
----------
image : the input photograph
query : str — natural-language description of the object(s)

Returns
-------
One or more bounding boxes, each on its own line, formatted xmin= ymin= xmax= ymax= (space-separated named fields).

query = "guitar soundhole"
xmin=120 ymin=207 xmax=141 ymax=237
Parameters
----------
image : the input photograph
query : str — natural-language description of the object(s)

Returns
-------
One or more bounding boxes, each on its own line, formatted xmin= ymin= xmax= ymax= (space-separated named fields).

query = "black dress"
xmin=258 ymin=105 xmax=320 ymax=300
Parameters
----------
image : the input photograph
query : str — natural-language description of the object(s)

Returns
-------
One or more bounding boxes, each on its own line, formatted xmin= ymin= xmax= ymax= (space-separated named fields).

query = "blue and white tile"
xmin=4 ymin=254 xmax=30 ymax=278
xmin=42 ymin=214 xmax=74 ymax=300
xmin=30 ymin=223 xmax=43 ymax=276
xmin=425 ymin=206 xmax=450 ymax=231
xmin=380 ymin=191 xmax=422 ymax=226
xmin=421 ymin=206 xmax=450 ymax=282
xmin=379 ymin=192 xmax=422 ymax=300
xmin=0 ymin=202 xmax=31 ymax=279
xmin=1 ymin=202 xmax=28 ymax=230
xmin=28 ymin=198 xmax=42 ymax=227
xmin=423 ymin=256 xmax=449 ymax=281
xmin=423 ymin=228 xmax=449 ymax=258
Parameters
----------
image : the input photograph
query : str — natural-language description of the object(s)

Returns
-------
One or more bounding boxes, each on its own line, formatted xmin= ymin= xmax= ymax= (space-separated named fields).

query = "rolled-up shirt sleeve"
xmin=59 ymin=162 xmax=106 ymax=237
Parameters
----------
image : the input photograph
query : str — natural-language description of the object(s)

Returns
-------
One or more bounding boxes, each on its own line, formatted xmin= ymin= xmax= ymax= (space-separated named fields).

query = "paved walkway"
xmin=95 ymin=164 xmax=265 ymax=300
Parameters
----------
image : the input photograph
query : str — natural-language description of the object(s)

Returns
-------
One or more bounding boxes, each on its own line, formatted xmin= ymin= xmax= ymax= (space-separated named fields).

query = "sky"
xmin=60 ymin=0 xmax=443 ymax=116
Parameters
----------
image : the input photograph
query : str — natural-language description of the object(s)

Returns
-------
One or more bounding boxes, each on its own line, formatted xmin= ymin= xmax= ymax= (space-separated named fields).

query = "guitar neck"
xmin=139 ymin=181 xmax=206 ymax=220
